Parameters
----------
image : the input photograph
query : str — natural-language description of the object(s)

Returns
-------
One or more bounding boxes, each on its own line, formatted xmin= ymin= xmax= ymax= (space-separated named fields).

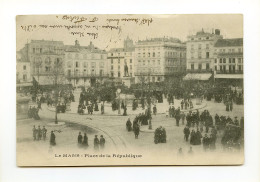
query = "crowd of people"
xmin=32 ymin=125 xmax=47 ymax=141
xmin=154 ymin=126 xmax=167 ymax=144
xmin=28 ymin=106 xmax=40 ymax=120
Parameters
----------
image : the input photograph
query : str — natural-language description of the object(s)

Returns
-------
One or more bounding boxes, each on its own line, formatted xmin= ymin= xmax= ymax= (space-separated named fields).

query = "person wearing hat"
xmin=78 ymin=132 xmax=83 ymax=144
xmin=32 ymin=125 xmax=37 ymax=141
xmin=94 ymin=135 xmax=99 ymax=150
xmin=100 ymin=135 xmax=105 ymax=149
xmin=37 ymin=126 xmax=42 ymax=140
xmin=82 ymin=133 xmax=88 ymax=147
xmin=50 ymin=131 xmax=56 ymax=146
xmin=42 ymin=126 xmax=47 ymax=141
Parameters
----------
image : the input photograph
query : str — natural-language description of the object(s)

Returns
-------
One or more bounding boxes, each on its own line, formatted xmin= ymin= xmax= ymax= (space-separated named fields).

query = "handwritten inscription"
xmin=19 ymin=15 xmax=153 ymax=39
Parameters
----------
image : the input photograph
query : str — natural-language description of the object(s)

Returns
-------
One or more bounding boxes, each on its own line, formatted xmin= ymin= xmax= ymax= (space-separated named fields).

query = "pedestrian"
xmin=123 ymin=105 xmax=127 ymax=116
xmin=126 ymin=118 xmax=132 ymax=132
xmin=188 ymin=146 xmax=193 ymax=155
xmin=101 ymin=104 xmax=104 ymax=114
xmin=37 ymin=126 xmax=42 ymax=140
xmin=82 ymin=133 xmax=89 ymax=147
xmin=78 ymin=132 xmax=83 ymax=144
xmin=180 ymin=111 xmax=185 ymax=125
xmin=50 ymin=131 xmax=56 ymax=146
xmin=178 ymin=148 xmax=183 ymax=157
xmin=183 ymin=125 xmax=190 ymax=142
xmin=94 ymin=135 xmax=99 ymax=150
xmin=153 ymin=105 xmax=157 ymax=115
xmin=133 ymin=122 xmax=140 ymax=139
xmin=100 ymin=135 xmax=105 ymax=149
xmin=32 ymin=125 xmax=37 ymax=141
xmin=42 ymin=126 xmax=47 ymax=141
xmin=203 ymin=134 xmax=210 ymax=151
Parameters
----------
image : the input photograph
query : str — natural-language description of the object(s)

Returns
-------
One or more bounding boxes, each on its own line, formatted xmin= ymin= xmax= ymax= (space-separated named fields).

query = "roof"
xmin=183 ymin=73 xmax=212 ymax=81
xmin=214 ymin=74 xmax=243 ymax=79
xmin=215 ymin=38 xmax=243 ymax=47
xmin=137 ymin=37 xmax=181 ymax=44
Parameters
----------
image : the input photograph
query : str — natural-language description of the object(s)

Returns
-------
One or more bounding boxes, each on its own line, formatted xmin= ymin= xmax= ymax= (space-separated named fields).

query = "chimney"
xmin=215 ymin=29 xmax=220 ymax=35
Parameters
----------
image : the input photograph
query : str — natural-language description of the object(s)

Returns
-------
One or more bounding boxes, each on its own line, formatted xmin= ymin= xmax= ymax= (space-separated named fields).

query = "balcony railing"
xmin=215 ymin=70 xmax=243 ymax=74
xmin=186 ymin=69 xmax=212 ymax=73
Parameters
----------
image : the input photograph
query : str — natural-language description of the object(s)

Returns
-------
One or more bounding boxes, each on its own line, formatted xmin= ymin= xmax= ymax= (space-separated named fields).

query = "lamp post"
xmin=117 ymin=88 xmax=121 ymax=115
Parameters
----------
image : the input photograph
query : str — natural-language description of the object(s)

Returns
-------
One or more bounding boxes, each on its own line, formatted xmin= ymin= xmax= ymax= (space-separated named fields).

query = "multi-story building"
xmin=134 ymin=37 xmax=186 ymax=83
xmin=64 ymin=40 xmax=108 ymax=87
xmin=16 ymin=51 xmax=31 ymax=84
xmin=213 ymin=38 xmax=243 ymax=86
xmin=107 ymin=37 xmax=135 ymax=86
xmin=185 ymin=29 xmax=223 ymax=81
xmin=18 ymin=40 xmax=65 ymax=85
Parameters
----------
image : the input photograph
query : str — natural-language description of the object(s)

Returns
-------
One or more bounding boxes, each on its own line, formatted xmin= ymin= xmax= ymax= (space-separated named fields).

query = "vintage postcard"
xmin=16 ymin=14 xmax=244 ymax=166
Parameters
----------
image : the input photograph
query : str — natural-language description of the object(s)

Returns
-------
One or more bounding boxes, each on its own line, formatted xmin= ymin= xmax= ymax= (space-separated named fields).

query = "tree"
xmin=49 ymin=57 xmax=65 ymax=124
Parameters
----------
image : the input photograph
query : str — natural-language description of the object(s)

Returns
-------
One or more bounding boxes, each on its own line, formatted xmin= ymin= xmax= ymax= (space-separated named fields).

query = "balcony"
xmin=215 ymin=70 xmax=243 ymax=74
xmin=186 ymin=69 xmax=212 ymax=73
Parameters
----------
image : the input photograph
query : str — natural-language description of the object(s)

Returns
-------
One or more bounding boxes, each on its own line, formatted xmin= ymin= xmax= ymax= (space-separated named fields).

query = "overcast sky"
xmin=16 ymin=14 xmax=243 ymax=51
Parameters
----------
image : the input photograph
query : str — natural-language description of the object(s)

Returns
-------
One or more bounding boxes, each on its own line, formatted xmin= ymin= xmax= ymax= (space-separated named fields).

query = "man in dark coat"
xmin=133 ymin=122 xmax=140 ymax=139
xmin=101 ymin=104 xmax=104 ymax=114
xmin=126 ymin=118 xmax=132 ymax=131
xmin=100 ymin=135 xmax=105 ymax=149
xmin=78 ymin=132 xmax=83 ymax=144
xmin=50 ymin=131 xmax=56 ymax=146
xmin=94 ymin=135 xmax=99 ymax=150
xmin=183 ymin=125 xmax=190 ymax=142
xmin=37 ymin=126 xmax=42 ymax=140
xmin=42 ymin=126 xmax=47 ymax=141
xmin=203 ymin=134 xmax=210 ymax=151
xmin=32 ymin=125 xmax=37 ymax=141
xmin=82 ymin=133 xmax=89 ymax=147
xmin=190 ymin=129 xmax=196 ymax=145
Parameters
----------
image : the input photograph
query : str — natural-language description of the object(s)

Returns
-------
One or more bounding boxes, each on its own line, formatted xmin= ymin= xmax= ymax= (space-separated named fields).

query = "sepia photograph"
xmin=16 ymin=14 xmax=244 ymax=166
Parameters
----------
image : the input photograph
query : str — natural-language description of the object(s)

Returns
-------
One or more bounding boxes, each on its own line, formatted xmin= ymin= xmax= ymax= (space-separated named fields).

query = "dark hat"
xmin=100 ymin=135 xmax=103 ymax=137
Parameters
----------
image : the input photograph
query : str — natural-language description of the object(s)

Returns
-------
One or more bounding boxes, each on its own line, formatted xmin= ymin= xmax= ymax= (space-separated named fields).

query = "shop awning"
xmin=183 ymin=73 xmax=212 ymax=81
xmin=214 ymin=74 xmax=243 ymax=79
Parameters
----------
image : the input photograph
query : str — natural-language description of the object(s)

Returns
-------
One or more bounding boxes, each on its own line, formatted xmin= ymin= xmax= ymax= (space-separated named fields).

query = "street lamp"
xmin=117 ymin=88 xmax=121 ymax=115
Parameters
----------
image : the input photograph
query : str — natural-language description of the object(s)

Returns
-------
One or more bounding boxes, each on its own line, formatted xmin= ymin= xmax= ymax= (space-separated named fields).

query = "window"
xmin=223 ymin=58 xmax=226 ymax=63
xmin=215 ymin=59 xmax=217 ymax=63
xmin=206 ymin=37 xmax=209 ymax=40
xmin=157 ymin=60 xmax=160 ymax=65
xmin=143 ymin=53 xmax=145 ymax=57
xmin=232 ymin=58 xmax=235 ymax=63
xmin=157 ymin=77 xmax=160 ymax=81
xmin=191 ymin=64 xmax=194 ymax=70
xmin=130 ymin=65 xmax=132 ymax=70
xmin=75 ymin=54 xmax=79 ymax=59
xmin=223 ymin=65 xmax=226 ymax=72
xmin=220 ymin=66 xmax=223 ymax=71
xmin=84 ymin=62 xmax=87 ymax=68
xmin=239 ymin=65 xmax=242 ymax=71
xmin=229 ymin=65 xmax=232 ymax=72
xmin=23 ymin=65 xmax=26 ymax=70
xmin=67 ymin=70 xmax=71 ymax=76
xmin=76 ymin=62 xmax=79 ymax=68
xmin=191 ymin=53 xmax=194 ymax=59
xmin=232 ymin=65 xmax=235 ymax=72
xmin=143 ymin=60 xmax=145 ymax=66
xmin=238 ymin=58 xmax=242 ymax=63
xmin=238 ymin=48 xmax=242 ymax=52
xmin=111 ymin=53 xmax=113 ymax=56
xmin=118 ymin=59 xmax=120 ymax=64
xmin=153 ymin=52 xmax=155 ymax=57
xmin=45 ymin=66 xmax=50 ymax=72
xmin=118 ymin=72 xmax=121 ymax=77
xmin=111 ymin=65 xmax=113 ymax=70
xmin=148 ymin=53 xmax=150 ymax=57
xmin=118 ymin=65 xmax=120 ymax=69
xmin=111 ymin=59 xmax=113 ymax=64
xmin=111 ymin=72 xmax=114 ymax=77
xmin=198 ymin=52 xmax=202 ymax=59
xmin=130 ymin=59 xmax=132 ymax=63
xmin=91 ymin=62 xmax=96 ymax=68
xmin=220 ymin=59 xmax=222 ymax=63
xmin=215 ymin=66 xmax=217 ymax=71
xmin=33 ymin=48 xmax=35 ymax=53
xmin=206 ymin=52 xmax=209 ymax=58
xmin=229 ymin=58 xmax=232 ymax=63
xmin=198 ymin=63 xmax=202 ymax=70
xmin=23 ymin=74 xmax=27 ymax=81
xmin=206 ymin=63 xmax=210 ymax=70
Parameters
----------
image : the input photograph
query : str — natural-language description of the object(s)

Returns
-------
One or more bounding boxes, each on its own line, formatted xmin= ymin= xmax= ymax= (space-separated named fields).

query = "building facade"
xmin=18 ymin=40 xmax=65 ymax=85
xmin=16 ymin=51 xmax=31 ymax=83
xmin=186 ymin=29 xmax=223 ymax=73
xmin=213 ymin=38 xmax=243 ymax=86
xmin=107 ymin=37 xmax=135 ymax=86
xmin=134 ymin=37 xmax=186 ymax=83
xmin=64 ymin=40 xmax=108 ymax=87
